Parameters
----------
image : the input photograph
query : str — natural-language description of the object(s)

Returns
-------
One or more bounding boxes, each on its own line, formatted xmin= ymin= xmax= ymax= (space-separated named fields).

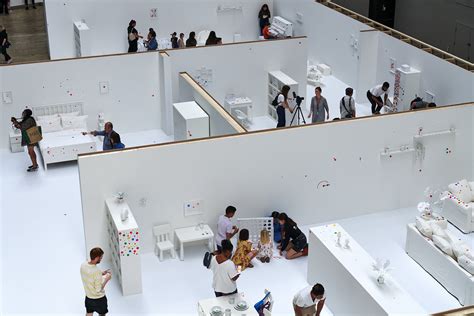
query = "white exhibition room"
xmin=0 ymin=0 xmax=473 ymax=315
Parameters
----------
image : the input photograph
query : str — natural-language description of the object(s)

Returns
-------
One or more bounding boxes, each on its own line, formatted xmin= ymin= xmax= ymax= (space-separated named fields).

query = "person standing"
xmin=0 ymin=0 xmax=9 ymax=15
xmin=170 ymin=32 xmax=179 ymax=49
xmin=276 ymin=85 xmax=294 ymax=128
xmin=11 ymin=109 xmax=39 ymax=171
xmin=83 ymin=122 xmax=119 ymax=151
xmin=0 ymin=25 xmax=12 ymax=64
xmin=80 ymin=247 xmax=112 ymax=316
xmin=210 ymin=240 xmax=241 ymax=297
xmin=24 ymin=0 xmax=35 ymax=9
xmin=127 ymin=20 xmax=141 ymax=53
xmin=340 ymin=87 xmax=356 ymax=119
xmin=308 ymin=87 xmax=329 ymax=123
xmin=279 ymin=213 xmax=308 ymax=260
xmin=186 ymin=31 xmax=197 ymax=47
xmin=258 ymin=4 xmax=271 ymax=35
xmin=216 ymin=206 xmax=239 ymax=252
xmin=293 ymin=284 xmax=326 ymax=316
xmin=367 ymin=82 xmax=390 ymax=114
xmin=177 ymin=33 xmax=185 ymax=48
xmin=205 ymin=31 xmax=220 ymax=46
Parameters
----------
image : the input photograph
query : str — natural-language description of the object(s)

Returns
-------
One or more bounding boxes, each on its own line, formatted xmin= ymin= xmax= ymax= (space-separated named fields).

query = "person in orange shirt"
xmin=262 ymin=22 xmax=274 ymax=40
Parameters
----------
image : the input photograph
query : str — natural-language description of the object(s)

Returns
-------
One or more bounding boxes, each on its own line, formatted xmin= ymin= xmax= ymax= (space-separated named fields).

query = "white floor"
xmin=0 ymin=147 xmax=467 ymax=315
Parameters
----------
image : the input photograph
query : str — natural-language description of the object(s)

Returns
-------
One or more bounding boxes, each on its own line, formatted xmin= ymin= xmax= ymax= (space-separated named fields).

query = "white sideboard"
xmin=173 ymin=101 xmax=210 ymax=141
xmin=106 ymin=198 xmax=142 ymax=296
xmin=307 ymin=223 xmax=425 ymax=315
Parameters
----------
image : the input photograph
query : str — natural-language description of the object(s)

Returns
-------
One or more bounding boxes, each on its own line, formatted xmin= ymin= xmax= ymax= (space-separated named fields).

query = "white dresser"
xmin=9 ymin=131 xmax=23 ymax=153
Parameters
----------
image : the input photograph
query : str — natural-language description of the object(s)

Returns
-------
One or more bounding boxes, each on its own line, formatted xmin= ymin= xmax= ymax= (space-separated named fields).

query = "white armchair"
xmin=443 ymin=180 xmax=474 ymax=233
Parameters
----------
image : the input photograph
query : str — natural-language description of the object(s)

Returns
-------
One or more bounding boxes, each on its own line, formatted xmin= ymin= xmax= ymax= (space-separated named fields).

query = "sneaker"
xmin=7 ymin=59 xmax=13 ymax=64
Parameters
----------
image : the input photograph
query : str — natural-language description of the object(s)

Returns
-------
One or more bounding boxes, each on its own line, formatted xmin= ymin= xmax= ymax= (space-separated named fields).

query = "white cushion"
xmin=37 ymin=114 xmax=59 ymax=121
xmin=453 ymin=242 xmax=474 ymax=260
xmin=415 ymin=217 xmax=432 ymax=238
xmin=458 ymin=255 xmax=474 ymax=275
xmin=58 ymin=111 xmax=80 ymax=118
xmin=432 ymin=235 xmax=454 ymax=258
xmin=448 ymin=179 xmax=473 ymax=203
xmin=38 ymin=117 xmax=62 ymax=133
xmin=61 ymin=115 xmax=88 ymax=130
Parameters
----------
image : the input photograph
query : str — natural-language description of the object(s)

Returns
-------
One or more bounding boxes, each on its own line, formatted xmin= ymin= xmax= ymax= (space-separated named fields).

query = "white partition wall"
xmin=163 ymin=38 xmax=308 ymax=133
xmin=0 ymin=53 xmax=161 ymax=149
xmin=78 ymin=104 xmax=473 ymax=257
xmin=45 ymin=0 xmax=273 ymax=59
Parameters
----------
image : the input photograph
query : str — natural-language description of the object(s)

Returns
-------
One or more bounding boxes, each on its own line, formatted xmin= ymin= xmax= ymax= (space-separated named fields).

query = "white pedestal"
xmin=106 ymin=198 xmax=142 ymax=296
xmin=9 ymin=130 xmax=23 ymax=153
xmin=74 ymin=21 xmax=92 ymax=57
xmin=393 ymin=65 xmax=421 ymax=112
xmin=173 ymin=101 xmax=209 ymax=141
xmin=307 ymin=223 xmax=425 ymax=315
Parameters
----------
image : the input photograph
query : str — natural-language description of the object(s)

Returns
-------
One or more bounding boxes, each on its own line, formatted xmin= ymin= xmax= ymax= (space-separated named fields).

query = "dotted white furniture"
xmin=173 ymin=101 xmax=210 ymax=141
xmin=393 ymin=65 xmax=421 ymax=112
xmin=174 ymin=224 xmax=214 ymax=261
xmin=198 ymin=292 xmax=259 ymax=316
xmin=237 ymin=217 xmax=273 ymax=245
xmin=443 ymin=186 xmax=474 ymax=233
xmin=308 ymin=223 xmax=425 ymax=315
xmin=152 ymin=224 xmax=176 ymax=261
xmin=267 ymin=71 xmax=298 ymax=125
xmin=106 ymin=198 xmax=142 ymax=296
xmin=9 ymin=130 xmax=23 ymax=153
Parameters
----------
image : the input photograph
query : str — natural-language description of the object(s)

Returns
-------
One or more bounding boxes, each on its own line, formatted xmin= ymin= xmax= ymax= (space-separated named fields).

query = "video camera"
xmin=292 ymin=91 xmax=305 ymax=107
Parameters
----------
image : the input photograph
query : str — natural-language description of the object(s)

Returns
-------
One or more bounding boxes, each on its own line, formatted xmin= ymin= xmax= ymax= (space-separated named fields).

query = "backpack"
xmin=271 ymin=94 xmax=281 ymax=107
xmin=203 ymin=251 xmax=213 ymax=269
xmin=341 ymin=96 xmax=354 ymax=118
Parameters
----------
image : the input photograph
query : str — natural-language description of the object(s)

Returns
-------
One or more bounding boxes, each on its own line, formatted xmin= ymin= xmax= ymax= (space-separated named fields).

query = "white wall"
xmin=375 ymin=32 xmax=474 ymax=106
xmin=78 ymin=104 xmax=473 ymax=257
xmin=45 ymin=0 xmax=273 ymax=59
xmin=163 ymin=38 xmax=308 ymax=134
xmin=0 ymin=53 xmax=161 ymax=148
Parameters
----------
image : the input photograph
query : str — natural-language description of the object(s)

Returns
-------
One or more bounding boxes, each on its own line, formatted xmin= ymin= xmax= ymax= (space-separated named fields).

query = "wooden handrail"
xmin=431 ymin=305 xmax=474 ymax=316
xmin=316 ymin=0 xmax=474 ymax=72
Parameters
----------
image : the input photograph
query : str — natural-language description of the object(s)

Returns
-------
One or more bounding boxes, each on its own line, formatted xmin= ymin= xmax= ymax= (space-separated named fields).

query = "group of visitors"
xmin=171 ymin=30 xmax=221 ymax=48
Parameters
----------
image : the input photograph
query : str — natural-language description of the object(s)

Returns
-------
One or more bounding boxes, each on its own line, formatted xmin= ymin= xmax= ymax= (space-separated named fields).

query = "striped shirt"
xmin=80 ymin=262 xmax=105 ymax=299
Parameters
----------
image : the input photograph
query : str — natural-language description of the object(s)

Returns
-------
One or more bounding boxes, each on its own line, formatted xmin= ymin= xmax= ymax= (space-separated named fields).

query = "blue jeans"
xmin=276 ymin=106 xmax=286 ymax=128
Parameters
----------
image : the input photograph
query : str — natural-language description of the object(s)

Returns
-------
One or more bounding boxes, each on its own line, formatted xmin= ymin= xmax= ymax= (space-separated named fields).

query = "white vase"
xmin=377 ymin=275 xmax=385 ymax=285
xmin=121 ymin=208 xmax=129 ymax=222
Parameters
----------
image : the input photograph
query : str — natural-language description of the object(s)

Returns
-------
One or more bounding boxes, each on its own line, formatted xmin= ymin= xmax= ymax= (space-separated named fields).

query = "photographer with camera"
xmin=275 ymin=85 xmax=294 ymax=128
xmin=308 ymin=87 xmax=329 ymax=123
xmin=11 ymin=109 xmax=39 ymax=172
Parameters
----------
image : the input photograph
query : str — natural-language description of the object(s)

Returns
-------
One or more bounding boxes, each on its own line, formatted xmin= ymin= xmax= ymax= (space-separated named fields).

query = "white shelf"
xmin=267 ymin=71 xmax=299 ymax=126
xmin=413 ymin=128 xmax=456 ymax=140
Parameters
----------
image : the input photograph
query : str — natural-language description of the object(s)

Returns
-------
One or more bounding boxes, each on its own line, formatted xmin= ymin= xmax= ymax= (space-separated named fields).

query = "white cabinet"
xmin=74 ymin=21 xmax=92 ymax=57
xmin=267 ymin=71 xmax=298 ymax=125
xmin=173 ymin=101 xmax=209 ymax=141
xmin=393 ymin=65 xmax=421 ymax=112
xmin=9 ymin=130 xmax=23 ymax=153
xmin=106 ymin=198 xmax=142 ymax=296
xmin=269 ymin=16 xmax=293 ymax=38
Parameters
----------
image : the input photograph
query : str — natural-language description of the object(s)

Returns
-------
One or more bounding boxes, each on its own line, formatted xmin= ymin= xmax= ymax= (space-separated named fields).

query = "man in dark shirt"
xmin=83 ymin=122 xmax=120 ymax=151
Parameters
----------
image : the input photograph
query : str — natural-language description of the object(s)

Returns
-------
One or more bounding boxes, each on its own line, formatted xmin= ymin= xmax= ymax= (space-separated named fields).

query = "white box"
xmin=317 ymin=63 xmax=331 ymax=76
xmin=74 ymin=21 xmax=92 ymax=57
xmin=173 ymin=101 xmax=209 ymax=141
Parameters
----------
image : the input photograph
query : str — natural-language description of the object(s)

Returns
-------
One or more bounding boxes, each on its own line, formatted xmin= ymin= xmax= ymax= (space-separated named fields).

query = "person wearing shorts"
xmin=80 ymin=247 xmax=112 ymax=315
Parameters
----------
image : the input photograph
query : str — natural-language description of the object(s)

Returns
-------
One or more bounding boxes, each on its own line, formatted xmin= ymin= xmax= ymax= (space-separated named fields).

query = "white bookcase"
xmin=267 ymin=71 xmax=298 ymax=124
xmin=74 ymin=21 xmax=92 ymax=57
xmin=173 ymin=101 xmax=210 ymax=141
xmin=105 ymin=198 xmax=142 ymax=296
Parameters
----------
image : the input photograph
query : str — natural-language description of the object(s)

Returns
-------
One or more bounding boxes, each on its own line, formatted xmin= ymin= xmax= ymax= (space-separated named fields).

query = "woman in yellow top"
xmin=232 ymin=229 xmax=258 ymax=269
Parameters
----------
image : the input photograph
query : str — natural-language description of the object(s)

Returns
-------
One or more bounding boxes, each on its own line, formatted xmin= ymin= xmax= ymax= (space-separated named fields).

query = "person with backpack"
xmin=340 ymin=87 xmax=356 ymax=119
xmin=273 ymin=85 xmax=293 ymax=128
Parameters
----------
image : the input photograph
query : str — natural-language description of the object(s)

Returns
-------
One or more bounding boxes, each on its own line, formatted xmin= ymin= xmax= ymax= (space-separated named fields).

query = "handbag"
xmin=341 ymin=96 xmax=354 ymax=118
xmin=22 ymin=126 xmax=43 ymax=145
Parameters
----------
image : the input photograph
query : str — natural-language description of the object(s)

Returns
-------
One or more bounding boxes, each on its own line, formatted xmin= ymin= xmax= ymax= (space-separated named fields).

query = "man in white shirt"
xmin=210 ymin=240 xmax=241 ymax=297
xmin=367 ymin=82 xmax=390 ymax=115
xmin=80 ymin=247 xmax=112 ymax=316
xmin=340 ymin=87 xmax=356 ymax=119
xmin=216 ymin=206 xmax=239 ymax=252
xmin=293 ymin=284 xmax=326 ymax=316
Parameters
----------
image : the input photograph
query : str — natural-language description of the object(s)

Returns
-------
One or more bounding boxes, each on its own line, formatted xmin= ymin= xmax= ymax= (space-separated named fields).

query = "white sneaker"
xmin=7 ymin=59 xmax=13 ymax=64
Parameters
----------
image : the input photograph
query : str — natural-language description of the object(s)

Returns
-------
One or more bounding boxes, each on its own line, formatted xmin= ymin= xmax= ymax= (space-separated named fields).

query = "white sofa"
xmin=443 ymin=179 xmax=474 ymax=233
xmin=406 ymin=223 xmax=474 ymax=306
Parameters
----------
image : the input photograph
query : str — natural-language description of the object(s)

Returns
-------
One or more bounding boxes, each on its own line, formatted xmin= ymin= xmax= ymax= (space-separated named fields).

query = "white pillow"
xmin=458 ymin=255 xmax=474 ymax=275
xmin=58 ymin=111 xmax=80 ymax=118
xmin=453 ymin=242 xmax=474 ymax=260
xmin=448 ymin=179 xmax=472 ymax=203
xmin=430 ymin=222 xmax=448 ymax=240
xmin=37 ymin=114 xmax=59 ymax=121
xmin=38 ymin=117 xmax=62 ymax=133
xmin=432 ymin=235 xmax=454 ymax=258
xmin=415 ymin=217 xmax=432 ymax=238
xmin=61 ymin=115 xmax=88 ymax=130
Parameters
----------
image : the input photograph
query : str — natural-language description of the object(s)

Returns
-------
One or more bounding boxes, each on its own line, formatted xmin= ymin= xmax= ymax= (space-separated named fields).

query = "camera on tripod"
xmin=292 ymin=91 xmax=305 ymax=106
xmin=290 ymin=91 xmax=306 ymax=126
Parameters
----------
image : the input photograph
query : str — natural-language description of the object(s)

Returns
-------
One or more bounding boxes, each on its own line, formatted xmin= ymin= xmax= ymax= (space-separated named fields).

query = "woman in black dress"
xmin=11 ymin=109 xmax=39 ymax=171
xmin=127 ymin=20 xmax=140 ymax=53
xmin=279 ymin=213 xmax=308 ymax=259
xmin=258 ymin=4 xmax=271 ymax=35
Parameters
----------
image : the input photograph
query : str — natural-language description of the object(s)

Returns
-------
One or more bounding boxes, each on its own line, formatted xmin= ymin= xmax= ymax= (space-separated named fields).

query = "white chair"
xmin=153 ymin=224 xmax=176 ymax=261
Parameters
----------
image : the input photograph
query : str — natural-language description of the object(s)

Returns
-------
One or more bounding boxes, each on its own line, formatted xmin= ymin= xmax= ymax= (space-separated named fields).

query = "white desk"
xmin=307 ymin=223 xmax=425 ymax=315
xmin=174 ymin=224 xmax=215 ymax=261
xmin=198 ymin=292 xmax=258 ymax=316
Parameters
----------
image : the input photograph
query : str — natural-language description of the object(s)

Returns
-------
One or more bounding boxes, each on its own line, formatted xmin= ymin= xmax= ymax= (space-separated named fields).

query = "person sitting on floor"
xmin=279 ymin=213 xmax=308 ymax=260
xmin=232 ymin=229 xmax=258 ymax=269
xmin=271 ymin=211 xmax=282 ymax=244
xmin=262 ymin=22 xmax=275 ymax=40
xmin=110 ymin=132 xmax=125 ymax=149
xmin=410 ymin=97 xmax=436 ymax=110
xmin=257 ymin=229 xmax=273 ymax=263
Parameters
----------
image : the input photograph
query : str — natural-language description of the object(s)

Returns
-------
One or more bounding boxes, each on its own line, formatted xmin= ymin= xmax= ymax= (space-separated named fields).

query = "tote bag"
xmin=23 ymin=126 xmax=43 ymax=145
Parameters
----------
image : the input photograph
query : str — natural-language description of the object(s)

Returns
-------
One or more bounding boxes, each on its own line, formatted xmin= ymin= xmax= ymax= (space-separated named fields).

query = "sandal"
xmin=27 ymin=165 xmax=38 ymax=172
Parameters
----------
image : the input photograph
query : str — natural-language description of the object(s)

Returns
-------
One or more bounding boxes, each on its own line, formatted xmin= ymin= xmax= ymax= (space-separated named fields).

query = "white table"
xmin=198 ymin=292 xmax=258 ymax=316
xmin=174 ymin=224 xmax=215 ymax=261
xmin=307 ymin=223 xmax=425 ymax=315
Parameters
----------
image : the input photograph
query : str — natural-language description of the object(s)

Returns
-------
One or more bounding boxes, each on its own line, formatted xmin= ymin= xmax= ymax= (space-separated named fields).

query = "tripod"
xmin=290 ymin=102 xmax=306 ymax=126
